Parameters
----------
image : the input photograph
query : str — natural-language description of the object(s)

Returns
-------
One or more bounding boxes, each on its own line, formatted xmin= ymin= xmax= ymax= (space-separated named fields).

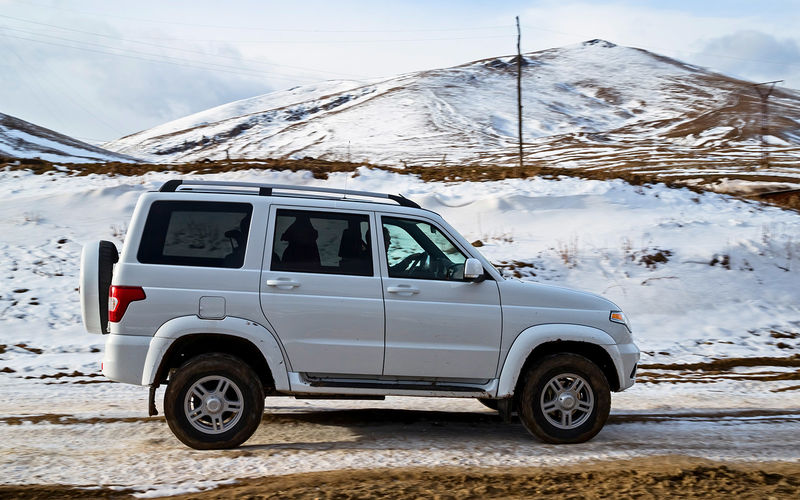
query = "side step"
xmin=294 ymin=395 xmax=386 ymax=400
xmin=306 ymin=379 xmax=482 ymax=392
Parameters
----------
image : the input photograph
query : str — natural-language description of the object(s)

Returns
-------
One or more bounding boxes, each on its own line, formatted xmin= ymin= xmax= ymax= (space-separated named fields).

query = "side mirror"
xmin=464 ymin=258 xmax=485 ymax=281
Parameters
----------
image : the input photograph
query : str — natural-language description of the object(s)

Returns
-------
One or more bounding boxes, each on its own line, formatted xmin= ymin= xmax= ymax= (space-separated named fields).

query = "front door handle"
xmin=386 ymin=285 xmax=420 ymax=295
xmin=266 ymin=278 xmax=300 ymax=289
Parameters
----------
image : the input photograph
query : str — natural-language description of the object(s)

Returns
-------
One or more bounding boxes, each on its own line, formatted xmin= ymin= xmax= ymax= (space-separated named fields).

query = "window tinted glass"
xmin=382 ymin=217 xmax=467 ymax=281
xmin=138 ymin=201 xmax=252 ymax=268
xmin=271 ymin=209 xmax=372 ymax=276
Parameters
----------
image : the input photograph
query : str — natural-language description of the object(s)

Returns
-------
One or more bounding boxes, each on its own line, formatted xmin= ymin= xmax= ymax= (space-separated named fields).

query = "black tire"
xmin=164 ymin=353 xmax=264 ymax=450
xmin=477 ymin=398 xmax=499 ymax=411
xmin=518 ymin=353 xmax=610 ymax=444
xmin=97 ymin=240 xmax=118 ymax=334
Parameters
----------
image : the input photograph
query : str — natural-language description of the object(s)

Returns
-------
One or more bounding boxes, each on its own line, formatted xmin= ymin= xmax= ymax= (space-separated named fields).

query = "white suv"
xmin=80 ymin=179 xmax=639 ymax=449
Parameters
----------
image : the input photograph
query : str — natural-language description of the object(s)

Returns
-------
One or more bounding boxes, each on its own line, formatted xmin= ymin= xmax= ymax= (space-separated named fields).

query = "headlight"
xmin=610 ymin=310 xmax=631 ymax=331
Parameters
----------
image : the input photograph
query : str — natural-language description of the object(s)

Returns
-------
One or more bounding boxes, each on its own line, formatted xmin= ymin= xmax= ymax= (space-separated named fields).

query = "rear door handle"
xmin=266 ymin=278 xmax=300 ymax=289
xmin=386 ymin=285 xmax=419 ymax=295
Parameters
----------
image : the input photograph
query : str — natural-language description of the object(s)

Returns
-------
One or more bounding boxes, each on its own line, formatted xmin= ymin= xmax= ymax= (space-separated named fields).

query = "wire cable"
xmin=0 ymin=13 xmax=372 ymax=79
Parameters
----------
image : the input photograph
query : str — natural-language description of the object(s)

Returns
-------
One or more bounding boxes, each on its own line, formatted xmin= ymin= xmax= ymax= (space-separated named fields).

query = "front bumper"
xmin=606 ymin=341 xmax=640 ymax=391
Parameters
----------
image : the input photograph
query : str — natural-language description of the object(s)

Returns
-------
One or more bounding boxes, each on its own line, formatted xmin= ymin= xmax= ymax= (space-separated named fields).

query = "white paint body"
xmin=86 ymin=186 xmax=639 ymax=401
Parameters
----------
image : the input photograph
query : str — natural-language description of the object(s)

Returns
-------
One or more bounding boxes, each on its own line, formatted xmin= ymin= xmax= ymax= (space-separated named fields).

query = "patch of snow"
xmin=1 ymin=168 xmax=799 ymax=493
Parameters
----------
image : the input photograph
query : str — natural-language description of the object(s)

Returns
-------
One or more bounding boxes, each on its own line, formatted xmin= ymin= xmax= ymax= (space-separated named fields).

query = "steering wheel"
xmin=406 ymin=252 xmax=428 ymax=273
xmin=430 ymin=257 xmax=457 ymax=279
xmin=391 ymin=252 xmax=427 ymax=274
xmin=444 ymin=262 xmax=462 ymax=279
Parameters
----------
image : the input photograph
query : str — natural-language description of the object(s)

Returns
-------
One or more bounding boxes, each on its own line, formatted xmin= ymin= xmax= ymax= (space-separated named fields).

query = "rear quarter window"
xmin=137 ymin=200 xmax=253 ymax=268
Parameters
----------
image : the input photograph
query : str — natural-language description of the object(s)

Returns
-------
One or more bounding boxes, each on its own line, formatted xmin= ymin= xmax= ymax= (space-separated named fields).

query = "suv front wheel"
xmin=164 ymin=353 xmax=264 ymax=450
xmin=518 ymin=353 xmax=610 ymax=444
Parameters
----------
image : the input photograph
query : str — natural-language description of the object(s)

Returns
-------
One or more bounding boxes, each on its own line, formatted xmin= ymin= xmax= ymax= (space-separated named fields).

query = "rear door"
xmin=259 ymin=206 xmax=384 ymax=376
xmin=378 ymin=214 xmax=502 ymax=380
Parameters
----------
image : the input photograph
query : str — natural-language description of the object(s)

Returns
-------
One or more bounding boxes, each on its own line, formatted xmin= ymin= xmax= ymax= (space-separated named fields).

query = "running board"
xmin=294 ymin=395 xmax=386 ymax=400
xmin=308 ymin=379 xmax=482 ymax=392
xmin=287 ymin=372 xmax=498 ymax=399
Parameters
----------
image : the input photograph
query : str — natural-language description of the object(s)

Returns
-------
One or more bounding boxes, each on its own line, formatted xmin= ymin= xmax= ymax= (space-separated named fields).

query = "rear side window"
xmin=138 ymin=201 xmax=253 ymax=268
xmin=271 ymin=209 xmax=372 ymax=276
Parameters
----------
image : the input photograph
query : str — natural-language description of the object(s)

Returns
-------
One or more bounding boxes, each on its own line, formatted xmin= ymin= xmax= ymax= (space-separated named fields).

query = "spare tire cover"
xmin=80 ymin=240 xmax=118 ymax=334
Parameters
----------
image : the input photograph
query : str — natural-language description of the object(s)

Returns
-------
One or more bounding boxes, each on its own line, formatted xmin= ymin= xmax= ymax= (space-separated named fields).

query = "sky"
xmin=1 ymin=0 xmax=798 ymax=143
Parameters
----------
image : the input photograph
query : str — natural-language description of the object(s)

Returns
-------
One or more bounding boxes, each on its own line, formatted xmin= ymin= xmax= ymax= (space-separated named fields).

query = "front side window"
xmin=271 ymin=209 xmax=372 ymax=276
xmin=138 ymin=201 xmax=252 ymax=268
xmin=382 ymin=217 xmax=468 ymax=280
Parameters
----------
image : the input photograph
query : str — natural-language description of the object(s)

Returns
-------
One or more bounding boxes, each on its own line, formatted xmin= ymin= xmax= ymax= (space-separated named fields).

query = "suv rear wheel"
xmin=518 ymin=353 xmax=610 ymax=444
xmin=164 ymin=353 xmax=264 ymax=450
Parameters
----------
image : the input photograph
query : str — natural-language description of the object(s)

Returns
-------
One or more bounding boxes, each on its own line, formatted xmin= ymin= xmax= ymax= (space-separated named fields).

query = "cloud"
xmin=693 ymin=31 xmax=800 ymax=84
xmin=514 ymin=2 xmax=800 ymax=88
xmin=0 ymin=19 xmax=280 ymax=142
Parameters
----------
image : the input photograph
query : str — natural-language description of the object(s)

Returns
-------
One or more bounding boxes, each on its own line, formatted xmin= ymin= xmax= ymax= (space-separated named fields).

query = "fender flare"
xmin=141 ymin=315 xmax=290 ymax=391
xmin=496 ymin=323 xmax=615 ymax=398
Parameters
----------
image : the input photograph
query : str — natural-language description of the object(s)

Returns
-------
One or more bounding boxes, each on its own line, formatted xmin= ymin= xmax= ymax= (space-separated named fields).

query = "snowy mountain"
xmin=0 ymin=112 xmax=134 ymax=163
xmin=105 ymin=40 xmax=800 ymax=167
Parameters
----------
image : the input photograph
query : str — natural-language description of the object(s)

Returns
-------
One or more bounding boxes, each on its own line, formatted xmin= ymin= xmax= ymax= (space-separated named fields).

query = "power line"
xmin=14 ymin=0 xmax=512 ymax=33
xmin=0 ymin=15 xmax=511 ymax=45
xmin=0 ymin=29 xmax=71 ymax=132
xmin=128 ymin=34 xmax=513 ymax=44
xmin=0 ymin=14 xmax=372 ymax=79
xmin=0 ymin=28 xmax=323 ymax=83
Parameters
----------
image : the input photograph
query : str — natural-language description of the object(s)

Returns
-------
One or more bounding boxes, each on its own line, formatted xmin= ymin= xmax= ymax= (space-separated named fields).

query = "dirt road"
xmin=3 ymin=457 xmax=799 ymax=499
xmin=2 ymin=375 xmax=799 ymax=497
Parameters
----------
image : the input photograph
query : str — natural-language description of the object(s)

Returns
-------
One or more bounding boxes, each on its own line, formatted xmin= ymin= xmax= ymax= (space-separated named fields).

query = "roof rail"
xmin=158 ymin=179 xmax=421 ymax=209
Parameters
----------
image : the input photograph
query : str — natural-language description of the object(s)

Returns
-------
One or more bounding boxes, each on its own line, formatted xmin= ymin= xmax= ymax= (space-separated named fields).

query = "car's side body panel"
xmin=375 ymin=211 xmax=503 ymax=380
xmin=110 ymin=193 xmax=270 ymax=338
xmin=259 ymin=207 xmax=385 ymax=376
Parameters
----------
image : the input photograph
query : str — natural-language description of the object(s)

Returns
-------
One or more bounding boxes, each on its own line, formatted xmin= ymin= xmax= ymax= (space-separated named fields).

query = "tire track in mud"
xmin=4 ymin=407 xmax=799 ymax=427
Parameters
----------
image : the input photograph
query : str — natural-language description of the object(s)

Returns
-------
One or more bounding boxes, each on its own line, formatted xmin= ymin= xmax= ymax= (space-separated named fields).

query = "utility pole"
xmin=516 ymin=16 xmax=523 ymax=168
xmin=753 ymin=80 xmax=783 ymax=169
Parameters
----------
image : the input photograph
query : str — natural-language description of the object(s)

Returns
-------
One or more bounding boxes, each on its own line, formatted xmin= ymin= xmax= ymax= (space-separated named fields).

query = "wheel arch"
xmin=496 ymin=324 xmax=621 ymax=398
xmin=143 ymin=316 xmax=289 ymax=392
xmin=154 ymin=334 xmax=275 ymax=392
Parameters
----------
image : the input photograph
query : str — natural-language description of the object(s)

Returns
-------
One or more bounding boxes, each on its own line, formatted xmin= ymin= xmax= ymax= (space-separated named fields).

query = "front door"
xmin=259 ymin=207 xmax=384 ymax=375
xmin=379 ymin=215 xmax=502 ymax=380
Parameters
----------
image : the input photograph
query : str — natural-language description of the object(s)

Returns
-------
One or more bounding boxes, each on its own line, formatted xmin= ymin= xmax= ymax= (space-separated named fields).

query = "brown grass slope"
xmin=3 ymin=155 xmax=800 ymax=211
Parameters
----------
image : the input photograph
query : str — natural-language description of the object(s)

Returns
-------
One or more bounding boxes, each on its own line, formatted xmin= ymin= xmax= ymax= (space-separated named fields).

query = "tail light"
xmin=108 ymin=286 xmax=146 ymax=323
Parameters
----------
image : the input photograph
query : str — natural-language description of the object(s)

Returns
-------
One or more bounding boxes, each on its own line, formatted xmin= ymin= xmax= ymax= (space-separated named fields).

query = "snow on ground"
xmin=1 ymin=167 xmax=799 ymax=495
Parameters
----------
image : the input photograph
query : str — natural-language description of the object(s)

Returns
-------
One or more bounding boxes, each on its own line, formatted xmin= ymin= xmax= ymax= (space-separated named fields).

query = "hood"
xmin=498 ymin=279 xmax=617 ymax=312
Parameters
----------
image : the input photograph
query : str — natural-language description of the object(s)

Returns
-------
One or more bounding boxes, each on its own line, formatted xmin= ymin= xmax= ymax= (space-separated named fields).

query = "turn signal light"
xmin=109 ymin=286 xmax=146 ymax=323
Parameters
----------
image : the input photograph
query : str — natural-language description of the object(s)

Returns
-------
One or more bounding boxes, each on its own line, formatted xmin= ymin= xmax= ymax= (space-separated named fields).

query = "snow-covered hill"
xmin=105 ymin=40 xmax=800 ymax=168
xmin=0 ymin=112 xmax=134 ymax=163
